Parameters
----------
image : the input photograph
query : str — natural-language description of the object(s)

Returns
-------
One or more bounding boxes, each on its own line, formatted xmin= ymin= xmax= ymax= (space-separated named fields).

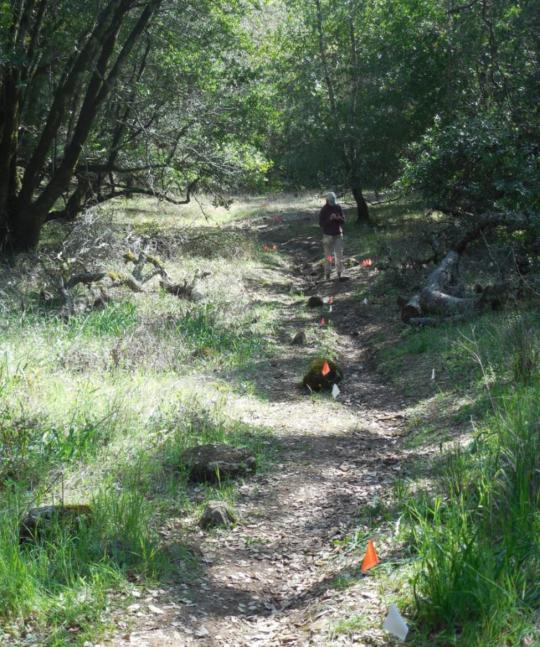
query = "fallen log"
xmin=399 ymin=211 xmax=529 ymax=324
xmin=419 ymin=251 xmax=479 ymax=317
xmin=160 ymin=278 xmax=194 ymax=299
xmin=397 ymin=294 xmax=422 ymax=324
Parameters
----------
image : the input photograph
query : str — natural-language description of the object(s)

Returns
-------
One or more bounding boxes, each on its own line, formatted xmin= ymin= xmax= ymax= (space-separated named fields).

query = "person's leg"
xmin=322 ymin=235 xmax=333 ymax=278
xmin=334 ymin=235 xmax=344 ymax=277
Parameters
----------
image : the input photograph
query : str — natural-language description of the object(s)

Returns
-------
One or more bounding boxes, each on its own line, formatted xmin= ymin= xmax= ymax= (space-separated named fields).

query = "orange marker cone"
xmin=361 ymin=539 xmax=380 ymax=573
xmin=321 ymin=360 xmax=331 ymax=376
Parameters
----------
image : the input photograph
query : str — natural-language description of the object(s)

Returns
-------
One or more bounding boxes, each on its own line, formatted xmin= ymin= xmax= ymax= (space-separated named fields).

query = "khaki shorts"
xmin=322 ymin=234 xmax=344 ymax=276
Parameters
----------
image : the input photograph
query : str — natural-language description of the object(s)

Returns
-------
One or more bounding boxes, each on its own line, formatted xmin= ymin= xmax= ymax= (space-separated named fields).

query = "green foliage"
xmin=263 ymin=0 xmax=449 ymax=192
xmin=0 ymin=487 xmax=162 ymax=643
xmin=398 ymin=0 xmax=540 ymax=217
xmin=0 ymin=197 xmax=285 ymax=642
xmin=0 ymin=0 xmax=273 ymax=249
xmin=401 ymin=114 xmax=540 ymax=215
xmin=174 ymin=305 xmax=269 ymax=365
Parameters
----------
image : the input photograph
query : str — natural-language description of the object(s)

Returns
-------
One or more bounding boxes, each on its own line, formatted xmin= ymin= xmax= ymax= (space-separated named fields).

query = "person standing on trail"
xmin=319 ymin=191 xmax=345 ymax=281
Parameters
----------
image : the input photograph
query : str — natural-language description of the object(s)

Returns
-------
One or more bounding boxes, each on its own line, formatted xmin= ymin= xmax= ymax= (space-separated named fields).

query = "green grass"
xmin=174 ymin=304 xmax=271 ymax=366
xmin=347 ymin=206 xmax=540 ymax=646
xmin=330 ymin=613 xmax=371 ymax=637
xmin=5 ymin=193 xmax=537 ymax=645
xmin=0 ymin=487 xmax=163 ymax=646
xmin=0 ymin=196 xmax=285 ymax=644
xmin=67 ymin=301 xmax=138 ymax=338
xmin=387 ymin=316 xmax=540 ymax=646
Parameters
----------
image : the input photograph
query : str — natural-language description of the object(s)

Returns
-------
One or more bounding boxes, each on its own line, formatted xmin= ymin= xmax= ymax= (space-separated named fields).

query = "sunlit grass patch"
xmin=174 ymin=304 xmax=270 ymax=366
xmin=111 ymin=395 xmax=276 ymax=494
xmin=0 ymin=194 xmax=299 ymax=644
xmin=398 ymin=359 xmax=540 ymax=645
xmin=67 ymin=301 xmax=138 ymax=338
xmin=330 ymin=613 xmax=371 ymax=637
xmin=0 ymin=485 xmax=169 ymax=646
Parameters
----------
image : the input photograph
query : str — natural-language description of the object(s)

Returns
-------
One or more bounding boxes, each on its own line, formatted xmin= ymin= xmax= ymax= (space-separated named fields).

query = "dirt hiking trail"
xmin=109 ymin=210 xmax=411 ymax=646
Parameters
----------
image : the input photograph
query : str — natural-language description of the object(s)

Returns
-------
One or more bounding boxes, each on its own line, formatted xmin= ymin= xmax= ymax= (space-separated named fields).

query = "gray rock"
xmin=182 ymin=443 xmax=256 ymax=483
xmin=19 ymin=504 xmax=92 ymax=543
xmin=199 ymin=501 xmax=236 ymax=529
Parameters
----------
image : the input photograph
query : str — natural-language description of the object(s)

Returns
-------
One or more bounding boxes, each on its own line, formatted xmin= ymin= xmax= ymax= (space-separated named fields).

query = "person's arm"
xmin=319 ymin=206 xmax=328 ymax=229
xmin=333 ymin=205 xmax=345 ymax=223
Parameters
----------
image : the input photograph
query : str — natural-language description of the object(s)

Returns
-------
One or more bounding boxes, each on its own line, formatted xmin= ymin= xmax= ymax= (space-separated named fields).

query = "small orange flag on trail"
xmin=326 ymin=255 xmax=333 ymax=263
xmin=320 ymin=317 xmax=326 ymax=327
xmin=321 ymin=360 xmax=331 ymax=376
xmin=361 ymin=539 xmax=380 ymax=573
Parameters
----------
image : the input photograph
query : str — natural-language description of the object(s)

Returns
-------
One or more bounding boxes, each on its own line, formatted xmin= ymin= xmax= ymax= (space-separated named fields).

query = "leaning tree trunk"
xmin=352 ymin=185 xmax=371 ymax=225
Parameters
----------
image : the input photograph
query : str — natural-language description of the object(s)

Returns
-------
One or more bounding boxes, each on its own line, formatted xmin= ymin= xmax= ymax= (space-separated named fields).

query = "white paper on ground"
xmin=383 ymin=604 xmax=409 ymax=641
xmin=329 ymin=305 xmax=333 ymax=313
xmin=332 ymin=383 xmax=340 ymax=399
xmin=431 ymin=368 xmax=436 ymax=381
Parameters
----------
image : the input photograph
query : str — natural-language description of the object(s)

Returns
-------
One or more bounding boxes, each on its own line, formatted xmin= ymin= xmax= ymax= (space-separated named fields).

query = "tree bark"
xmin=1 ymin=0 xmax=162 ymax=252
xmin=352 ymin=185 xmax=370 ymax=224
xmin=419 ymin=250 xmax=479 ymax=316
xmin=399 ymin=294 xmax=422 ymax=323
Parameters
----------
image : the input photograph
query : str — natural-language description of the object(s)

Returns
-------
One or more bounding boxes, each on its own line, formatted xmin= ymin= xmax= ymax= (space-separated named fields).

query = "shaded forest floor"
xmin=2 ymin=195 xmax=537 ymax=646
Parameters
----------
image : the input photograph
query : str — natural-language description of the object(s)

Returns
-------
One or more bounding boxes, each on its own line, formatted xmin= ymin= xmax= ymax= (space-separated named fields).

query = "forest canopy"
xmin=0 ymin=0 xmax=538 ymax=249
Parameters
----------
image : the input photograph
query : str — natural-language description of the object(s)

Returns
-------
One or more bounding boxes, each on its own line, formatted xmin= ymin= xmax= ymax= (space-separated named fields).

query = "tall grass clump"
xmin=404 ymin=320 xmax=540 ymax=646
xmin=0 ymin=487 xmax=164 ymax=645
xmin=175 ymin=304 xmax=268 ymax=365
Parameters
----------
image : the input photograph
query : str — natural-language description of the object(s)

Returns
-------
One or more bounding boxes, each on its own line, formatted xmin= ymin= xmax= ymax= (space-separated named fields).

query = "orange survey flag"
xmin=321 ymin=360 xmax=331 ymax=376
xmin=361 ymin=539 xmax=380 ymax=573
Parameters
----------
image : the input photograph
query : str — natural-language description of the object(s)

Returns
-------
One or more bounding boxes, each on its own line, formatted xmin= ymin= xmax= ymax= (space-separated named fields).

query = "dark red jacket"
xmin=319 ymin=203 xmax=344 ymax=236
